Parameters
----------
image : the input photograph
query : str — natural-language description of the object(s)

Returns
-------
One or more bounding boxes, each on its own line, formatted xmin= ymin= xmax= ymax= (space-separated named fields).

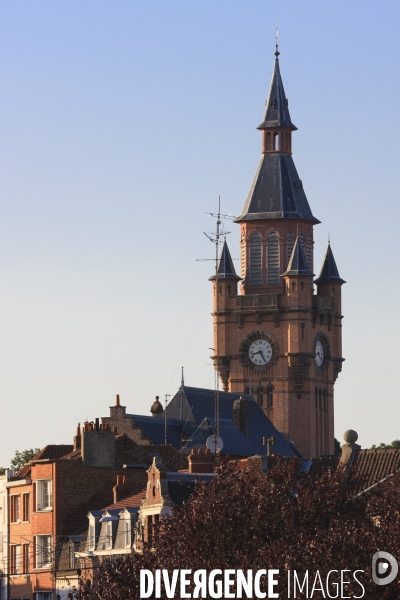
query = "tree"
xmin=371 ymin=440 xmax=400 ymax=449
xmin=76 ymin=459 xmax=400 ymax=600
xmin=10 ymin=448 xmax=41 ymax=472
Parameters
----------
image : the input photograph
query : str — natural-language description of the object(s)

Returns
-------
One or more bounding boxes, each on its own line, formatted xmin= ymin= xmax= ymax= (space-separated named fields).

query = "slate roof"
xmin=234 ymin=153 xmax=319 ymax=224
xmin=160 ymin=386 xmax=298 ymax=458
xmin=209 ymin=241 xmax=240 ymax=281
xmin=257 ymin=53 xmax=296 ymax=130
xmin=124 ymin=413 xmax=183 ymax=449
xmin=282 ymin=236 xmax=314 ymax=276
xmin=314 ymin=243 xmax=346 ymax=284
xmin=183 ymin=417 xmax=258 ymax=457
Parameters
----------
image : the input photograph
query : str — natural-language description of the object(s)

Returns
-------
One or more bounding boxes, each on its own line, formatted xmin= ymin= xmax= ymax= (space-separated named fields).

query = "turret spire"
xmin=257 ymin=44 xmax=296 ymax=131
xmin=282 ymin=236 xmax=314 ymax=276
xmin=209 ymin=240 xmax=240 ymax=281
xmin=314 ymin=243 xmax=346 ymax=284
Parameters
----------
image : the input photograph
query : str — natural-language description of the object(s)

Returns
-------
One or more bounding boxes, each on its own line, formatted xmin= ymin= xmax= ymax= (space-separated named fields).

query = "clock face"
xmin=315 ymin=340 xmax=324 ymax=367
xmin=249 ymin=339 xmax=273 ymax=366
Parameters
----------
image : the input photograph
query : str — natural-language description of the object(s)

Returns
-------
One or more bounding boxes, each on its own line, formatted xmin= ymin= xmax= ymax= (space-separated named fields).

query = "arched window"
xmin=257 ymin=388 xmax=263 ymax=407
xmin=286 ymin=231 xmax=294 ymax=266
xmin=306 ymin=235 xmax=313 ymax=271
xmin=250 ymin=233 xmax=262 ymax=286
xmin=267 ymin=386 xmax=273 ymax=408
xmin=267 ymin=231 xmax=280 ymax=285
xmin=274 ymin=132 xmax=279 ymax=150
xmin=266 ymin=132 xmax=271 ymax=151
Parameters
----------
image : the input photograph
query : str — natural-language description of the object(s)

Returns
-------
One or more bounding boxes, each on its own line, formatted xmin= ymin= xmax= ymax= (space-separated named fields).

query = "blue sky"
xmin=0 ymin=1 xmax=399 ymax=465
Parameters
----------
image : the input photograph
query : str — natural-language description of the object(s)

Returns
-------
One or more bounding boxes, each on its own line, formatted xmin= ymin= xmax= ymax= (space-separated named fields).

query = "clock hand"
xmin=259 ymin=350 xmax=266 ymax=361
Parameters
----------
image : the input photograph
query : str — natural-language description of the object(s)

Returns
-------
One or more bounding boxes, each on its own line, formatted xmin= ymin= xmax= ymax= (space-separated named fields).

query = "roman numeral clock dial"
xmin=249 ymin=339 xmax=273 ymax=366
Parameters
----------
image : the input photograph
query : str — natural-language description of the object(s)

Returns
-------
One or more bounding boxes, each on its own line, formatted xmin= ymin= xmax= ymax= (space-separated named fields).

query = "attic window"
xmin=284 ymin=98 xmax=288 ymax=107
xmin=270 ymin=99 xmax=277 ymax=108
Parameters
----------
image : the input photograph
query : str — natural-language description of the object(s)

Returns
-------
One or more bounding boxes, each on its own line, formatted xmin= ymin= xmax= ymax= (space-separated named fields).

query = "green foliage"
xmin=0 ymin=467 xmax=5 ymax=476
xmin=334 ymin=437 xmax=341 ymax=456
xmin=371 ymin=440 xmax=400 ymax=449
xmin=76 ymin=459 xmax=400 ymax=600
xmin=10 ymin=448 xmax=41 ymax=472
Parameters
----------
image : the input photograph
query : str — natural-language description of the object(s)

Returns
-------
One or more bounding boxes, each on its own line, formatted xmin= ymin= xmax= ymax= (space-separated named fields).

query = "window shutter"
xmin=267 ymin=232 xmax=280 ymax=285
xmin=250 ymin=234 xmax=262 ymax=285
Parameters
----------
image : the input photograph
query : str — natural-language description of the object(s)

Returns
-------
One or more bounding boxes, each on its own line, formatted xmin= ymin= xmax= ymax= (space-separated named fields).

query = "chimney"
xmin=113 ymin=474 xmax=131 ymax=503
xmin=116 ymin=394 xmax=120 ymax=406
xmin=188 ymin=448 xmax=215 ymax=474
xmin=233 ymin=397 xmax=248 ymax=437
xmin=339 ymin=430 xmax=361 ymax=466
xmin=73 ymin=423 xmax=81 ymax=451
xmin=82 ymin=428 xmax=116 ymax=467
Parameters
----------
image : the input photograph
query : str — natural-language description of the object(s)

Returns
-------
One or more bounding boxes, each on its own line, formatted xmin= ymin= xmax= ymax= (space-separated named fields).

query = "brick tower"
xmin=209 ymin=47 xmax=345 ymax=458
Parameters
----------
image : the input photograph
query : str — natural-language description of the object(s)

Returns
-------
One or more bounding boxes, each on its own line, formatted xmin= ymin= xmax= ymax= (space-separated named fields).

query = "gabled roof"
xmin=162 ymin=386 xmax=299 ymax=458
xmin=282 ymin=235 xmax=314 ymax=277
xmin=234 ymin=153 xmax=319 ymax=224
xmin=104 ymin=488 xmax=146 ymax=511
xmin=209 ymin=241 xmax=240 ymax=281
xmin=257 ymin=51 xmax=297 ymax=130
xmin=314 ymin=243 xmax=346 ymax=284
xmin=32 ymin=445 xmax=74 ymax=461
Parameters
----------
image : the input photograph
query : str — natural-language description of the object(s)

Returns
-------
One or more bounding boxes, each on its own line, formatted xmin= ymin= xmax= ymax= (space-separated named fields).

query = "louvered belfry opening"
xmin=267 ymin=232 xmax=280 ymax=285
xmin=286 ymin=231 xmax=294 ymax=267
xmin=306 ymin=234 xmax=313 ymax=271
xmin=249 ymin=233 xmax=262 ymax=286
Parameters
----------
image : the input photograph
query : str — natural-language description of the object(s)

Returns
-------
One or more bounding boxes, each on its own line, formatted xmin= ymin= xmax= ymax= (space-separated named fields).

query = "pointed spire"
xmin=257 ymin=47 xmax=297 ymax=130
xmin=209 ymin=240 xmax=241 ymax=281
xmin=282 ymin=236 xmax=314 ymax=276
xmin=314 ymin=243 xmax=346 ymax=284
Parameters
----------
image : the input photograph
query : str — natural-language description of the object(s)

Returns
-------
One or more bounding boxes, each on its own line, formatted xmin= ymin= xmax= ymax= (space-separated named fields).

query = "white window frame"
xmin=88 ymin=522 xmax=96 ymax=552
xmin=35 ymin=479 xmax=53 ymax=511
xmin=35 ymin=534 xmax=53 ymax=569
xmin=34 ymin=593 xmax=53 ymax=600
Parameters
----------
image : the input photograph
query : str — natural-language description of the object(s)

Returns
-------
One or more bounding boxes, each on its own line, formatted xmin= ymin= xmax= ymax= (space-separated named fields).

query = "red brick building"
xmin=210 ymin=48 xmax=345 ymax=458
xmin=5 ymin=426 xmax=149 ymax=600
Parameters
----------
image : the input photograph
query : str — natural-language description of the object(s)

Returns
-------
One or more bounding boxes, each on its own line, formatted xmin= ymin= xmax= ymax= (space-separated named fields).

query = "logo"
xmin=372 ymin=551 xmax=398 ymax=585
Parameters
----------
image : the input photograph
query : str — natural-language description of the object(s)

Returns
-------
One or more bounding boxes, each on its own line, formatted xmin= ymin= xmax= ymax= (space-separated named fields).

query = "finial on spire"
xmin=181 ymin=366 xmax=184 ymax=387
xmin=275 ymin=26 xmax=280 ymax=58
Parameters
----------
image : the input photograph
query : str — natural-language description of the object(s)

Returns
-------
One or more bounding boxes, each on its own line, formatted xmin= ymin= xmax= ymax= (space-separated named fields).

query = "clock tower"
xmin=209 ymin=48 xmax=345 ymax=458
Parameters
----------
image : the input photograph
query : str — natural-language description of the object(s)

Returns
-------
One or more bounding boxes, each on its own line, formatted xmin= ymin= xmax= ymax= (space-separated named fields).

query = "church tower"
xmin=210 ymin=48 xmax=345 ymax=458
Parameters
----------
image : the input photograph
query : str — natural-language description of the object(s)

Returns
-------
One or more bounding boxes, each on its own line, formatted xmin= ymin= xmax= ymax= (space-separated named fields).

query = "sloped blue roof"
xmin=209 ymin=241 xmax=240 ymax=281
xmin=257 ymin=52 xmax=296 ymax=130
xmin=183 ymin=417 xmax=258 ymax=457
xmin=282 ymin=235 xmax=314 ymax=276
xmin=314 ymin=243 xmax=346 ymax=284
xmin=234 ymin=153 xmax=319 ymax=224
xmin=125 ymin=413 xmax=183 ymax=449
xmin=161 ymin=386 xmax=298 ymax=458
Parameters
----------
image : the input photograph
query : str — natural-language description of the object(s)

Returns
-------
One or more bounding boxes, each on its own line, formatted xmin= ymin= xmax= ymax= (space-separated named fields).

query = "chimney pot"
xmin=116 ymin=394 xmax=120 ymax=406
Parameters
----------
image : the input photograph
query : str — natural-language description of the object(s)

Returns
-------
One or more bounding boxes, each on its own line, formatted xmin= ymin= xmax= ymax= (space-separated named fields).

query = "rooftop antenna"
xmin=164 ymin=393 xmax=171 ymax=445
xmin=197 ymin=196 xmax=235 ymax=447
